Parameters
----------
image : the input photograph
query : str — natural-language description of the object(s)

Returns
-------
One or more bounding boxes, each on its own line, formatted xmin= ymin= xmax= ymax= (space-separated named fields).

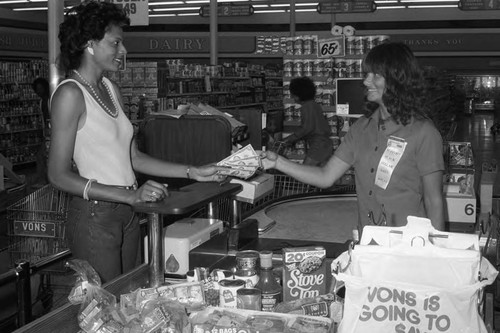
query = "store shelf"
xmin=0 ymin=59 xmax=48 ymax=167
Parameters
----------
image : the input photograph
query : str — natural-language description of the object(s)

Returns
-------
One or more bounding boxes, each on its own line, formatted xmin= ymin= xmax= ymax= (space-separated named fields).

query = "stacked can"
xmin=283 ymin=58 xmax=293 ymax=77
xmin=293 ymin=36 xmax=303 ymax=55
xmin=303 ymin=59 xmax=314 ymax=77
xmin=333 ymin=58 xmax=347 ymax=79
xmin=293 ymin=59 xmax=303 ymax=77
xmin=313 ymin=59 xmax=325 ymax=77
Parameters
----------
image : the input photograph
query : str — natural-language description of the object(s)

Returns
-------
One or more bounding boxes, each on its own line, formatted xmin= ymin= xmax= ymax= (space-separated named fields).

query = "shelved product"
xmin=105 ymin=60 xmax=159 ymax=122
xmin=0 ymin=60 xmax=48 ymax=167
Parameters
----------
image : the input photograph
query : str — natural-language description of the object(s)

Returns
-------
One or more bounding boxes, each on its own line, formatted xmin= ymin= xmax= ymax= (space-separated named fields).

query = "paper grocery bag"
xmin=332 ymin=216 xmax=499 ymax=333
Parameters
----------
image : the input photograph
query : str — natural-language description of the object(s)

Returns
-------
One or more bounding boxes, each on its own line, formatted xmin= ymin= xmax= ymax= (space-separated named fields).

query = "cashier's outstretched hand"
xmin=190 ymin=164 xmax=229 ymax=182
xmin=259 ymin=150 xmax=279 ymax=170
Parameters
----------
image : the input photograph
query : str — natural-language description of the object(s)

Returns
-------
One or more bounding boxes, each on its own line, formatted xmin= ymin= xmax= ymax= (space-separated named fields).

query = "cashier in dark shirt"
xmin=284 ymin=77 xmax=333 ymax=166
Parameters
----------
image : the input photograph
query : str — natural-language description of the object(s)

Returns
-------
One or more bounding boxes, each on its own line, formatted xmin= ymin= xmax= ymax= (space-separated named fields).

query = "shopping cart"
xmin=6 ymin=184 xmax=70 ymax=266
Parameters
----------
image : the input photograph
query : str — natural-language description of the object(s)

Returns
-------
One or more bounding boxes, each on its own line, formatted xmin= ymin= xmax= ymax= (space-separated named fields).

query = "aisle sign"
xmin=317 ymin=0 xmax=376 ymax=14
xmin=105 ymin=0 xmax=149 ymax=26
xmin=459 ymin=0 xmax=500 ymax=10
xmin=317 ymin=36 xmax=345 ymax=58
xmin=199 ymin=4 xmax=254 ymax=17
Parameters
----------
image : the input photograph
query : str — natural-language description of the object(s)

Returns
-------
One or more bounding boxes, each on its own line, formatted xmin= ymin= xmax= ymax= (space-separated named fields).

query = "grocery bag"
xmin=332 ymin=216 xmax=498 ymax=333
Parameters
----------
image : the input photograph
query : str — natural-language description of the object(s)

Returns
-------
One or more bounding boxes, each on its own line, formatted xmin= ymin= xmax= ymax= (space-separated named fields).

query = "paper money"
xmin=217 ymin=144 xmax=261 ymax=179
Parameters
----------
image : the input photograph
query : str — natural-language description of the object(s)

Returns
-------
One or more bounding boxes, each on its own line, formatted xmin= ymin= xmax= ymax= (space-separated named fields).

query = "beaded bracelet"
xmin=83 ymin=179 xmax=97 ymax=201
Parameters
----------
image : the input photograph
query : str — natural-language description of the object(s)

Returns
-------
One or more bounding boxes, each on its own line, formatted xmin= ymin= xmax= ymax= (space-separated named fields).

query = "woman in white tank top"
xmin=49 ymin=1 xmax=227 ymax=283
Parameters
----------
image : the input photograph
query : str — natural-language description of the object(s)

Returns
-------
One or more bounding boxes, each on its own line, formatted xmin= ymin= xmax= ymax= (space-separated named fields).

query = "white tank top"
xmin=55 ymin=78 xmax=136 ymax=186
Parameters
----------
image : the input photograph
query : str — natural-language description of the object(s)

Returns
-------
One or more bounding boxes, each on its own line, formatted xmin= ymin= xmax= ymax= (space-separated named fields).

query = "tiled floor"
xmin=0 ymin=109 xmax=499 ymax=332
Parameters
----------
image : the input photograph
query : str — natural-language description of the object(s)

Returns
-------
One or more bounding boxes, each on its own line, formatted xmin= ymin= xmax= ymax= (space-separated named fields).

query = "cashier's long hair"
xmin=362 ymin=42 xmax=429 ymax=126
xmin=57 ymin=0 xmax=129 ymax=73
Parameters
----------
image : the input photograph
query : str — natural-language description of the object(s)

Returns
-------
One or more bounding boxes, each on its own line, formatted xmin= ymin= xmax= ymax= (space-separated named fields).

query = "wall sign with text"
xmin=459 ymin=0 xmax=500 ymax=10
xmin=105 ymin=0 xmax=149 ymax=26
xmin=317 ymin=0 xmax=376 ymax=14
xmin=199 ymin=4 xmax=254 ymax=17
xmin=318 ymin=36 xmax=345 ymax=58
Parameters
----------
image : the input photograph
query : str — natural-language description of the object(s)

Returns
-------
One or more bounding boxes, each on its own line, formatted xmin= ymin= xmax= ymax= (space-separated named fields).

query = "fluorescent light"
xmin=254 ymin=9 xmax=287 ymax=13
xmin=296 ymin=8 xmax=317 ymax=11
xmin=377 ymin=5 xmax=407 ymax=9
xmin=13 ymin=6 xmax=47 ymax=11
xmin=149 ymin=1 xmax=184 ymax=5
xmin=0 ymin=0 xmax=28 ymax=4
xmin=407 ymin=4 xmax=457 ymax=7
xmin=151 ymin=6 xmax=200 ymax=11
xmin=401 ymin=0 xmax=457 ymax=2
xmin=184 ymin=0 xmax=209 ymax=3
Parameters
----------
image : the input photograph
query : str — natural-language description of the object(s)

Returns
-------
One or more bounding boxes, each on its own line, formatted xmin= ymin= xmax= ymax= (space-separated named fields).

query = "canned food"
xmin=234 ymin=269 xmax=259 ymax=288
xmin=293 ymin=36 xmax=303 ymax=55
xmin=293 ymin=59 xmax=303 ymax=77
xmin=346 ymin=36 xmax=356 ymax=56
xmin=219 ymin=279 xmax=245 ymax=308
xmin=237 ymin=288 xmax=262 ymax=311
xmin=236 ymin=250 xmax=260 ymax=271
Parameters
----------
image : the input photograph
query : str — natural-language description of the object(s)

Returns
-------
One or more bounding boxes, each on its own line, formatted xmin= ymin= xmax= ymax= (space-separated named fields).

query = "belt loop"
xmin=89 ymin=200 xmax=96 ymax=216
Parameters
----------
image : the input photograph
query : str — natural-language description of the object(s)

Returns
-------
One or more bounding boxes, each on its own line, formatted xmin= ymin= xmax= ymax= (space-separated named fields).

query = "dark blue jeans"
xmin=66 ymin=196 xmax=140 ymax=283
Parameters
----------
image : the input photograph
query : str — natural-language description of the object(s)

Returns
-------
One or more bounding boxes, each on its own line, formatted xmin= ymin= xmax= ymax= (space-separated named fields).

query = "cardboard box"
xmin=444 ymin=187 xmax=476 ymax=223
xmin=231 ymin=173 xmax=274 ymax=204
xmin=282 ymin=246 xmax=327 ymax=302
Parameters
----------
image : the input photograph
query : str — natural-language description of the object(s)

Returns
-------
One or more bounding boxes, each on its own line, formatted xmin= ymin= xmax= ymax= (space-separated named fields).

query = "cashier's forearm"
xmin=275 ymin=155 xmax=345 ymax=188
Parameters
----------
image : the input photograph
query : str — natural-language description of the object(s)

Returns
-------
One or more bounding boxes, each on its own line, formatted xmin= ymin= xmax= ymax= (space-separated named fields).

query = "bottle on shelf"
xmin=255 ymin=250 xmax=282 ymax=312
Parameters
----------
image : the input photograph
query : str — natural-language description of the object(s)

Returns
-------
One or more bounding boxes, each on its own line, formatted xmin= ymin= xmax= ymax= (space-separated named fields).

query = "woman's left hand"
xmin=190 ymin=164 xmax=229 ymax=182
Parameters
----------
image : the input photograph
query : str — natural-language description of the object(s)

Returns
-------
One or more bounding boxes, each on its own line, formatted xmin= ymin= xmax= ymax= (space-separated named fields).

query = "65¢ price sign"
xmin=317 ymin=36 xmax=345 ymax=58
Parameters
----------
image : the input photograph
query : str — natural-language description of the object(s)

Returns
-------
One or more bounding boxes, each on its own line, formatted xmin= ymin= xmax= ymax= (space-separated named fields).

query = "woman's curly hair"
xmin=290 ymin=76 xmax=317 ymax=102
xmin=362 ymin=42 xmax=429 ymax=126
xmin=58 ymin=0 xmax=129 ymax=73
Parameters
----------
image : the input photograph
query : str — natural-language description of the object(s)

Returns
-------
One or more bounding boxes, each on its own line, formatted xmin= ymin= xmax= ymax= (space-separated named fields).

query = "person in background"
xmin=283 ymin=76 xmax=333 ymax=166
xmin=261 ymin=42 xmax=445 ymax=231
xmin=32 ymin=77 xmax=50 ymax=185
xmin=49 ymin=0 xmax=227 ymax=283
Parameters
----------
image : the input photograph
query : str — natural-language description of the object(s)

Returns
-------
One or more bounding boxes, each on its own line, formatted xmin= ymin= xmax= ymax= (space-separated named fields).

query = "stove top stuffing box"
xmin=163 ymin=218 xmax=225 ymax=276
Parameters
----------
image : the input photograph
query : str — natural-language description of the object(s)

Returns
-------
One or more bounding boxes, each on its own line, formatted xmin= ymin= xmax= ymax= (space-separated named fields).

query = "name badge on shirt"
xmin=375 ymin=136 xmax=407 ymax=190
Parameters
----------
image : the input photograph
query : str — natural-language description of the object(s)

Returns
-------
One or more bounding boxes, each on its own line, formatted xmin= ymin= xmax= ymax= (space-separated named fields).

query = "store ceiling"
xmin=0 ymin=0 xmax=499 ymax=32
xmin=0 ymin=0 xmax=470 ymax=15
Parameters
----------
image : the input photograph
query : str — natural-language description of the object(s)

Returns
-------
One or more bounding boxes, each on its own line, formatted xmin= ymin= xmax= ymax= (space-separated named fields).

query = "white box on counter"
xmin=162 ymin=218 xmax=224 ymax=275
xmin=231 ymin=173 xmax=274 ymax=203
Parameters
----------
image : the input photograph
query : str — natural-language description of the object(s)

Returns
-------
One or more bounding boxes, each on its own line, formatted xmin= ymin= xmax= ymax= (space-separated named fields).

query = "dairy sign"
xmin=104 ymin=0 xmax=149 ymax=26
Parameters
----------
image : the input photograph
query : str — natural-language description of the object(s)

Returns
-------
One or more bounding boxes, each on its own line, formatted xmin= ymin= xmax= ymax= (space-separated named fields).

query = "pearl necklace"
xmin=73 ymin=70 xmax=119 ymax=118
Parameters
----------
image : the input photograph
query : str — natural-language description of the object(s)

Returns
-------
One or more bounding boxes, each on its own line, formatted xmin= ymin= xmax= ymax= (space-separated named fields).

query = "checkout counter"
xmin=12 ymin=175 xmax=353 ymax=332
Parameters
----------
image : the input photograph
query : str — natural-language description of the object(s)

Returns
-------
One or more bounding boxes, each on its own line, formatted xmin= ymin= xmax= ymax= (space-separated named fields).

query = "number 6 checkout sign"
xmin=317 ymin=36 xmax=346 ymax=58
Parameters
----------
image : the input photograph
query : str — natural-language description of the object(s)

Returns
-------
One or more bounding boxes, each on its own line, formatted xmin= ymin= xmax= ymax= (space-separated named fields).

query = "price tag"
xmin=106 ymin=0 xmax=149 ymax=26
xmin=317 ymin=36 xmax=345 ymax=58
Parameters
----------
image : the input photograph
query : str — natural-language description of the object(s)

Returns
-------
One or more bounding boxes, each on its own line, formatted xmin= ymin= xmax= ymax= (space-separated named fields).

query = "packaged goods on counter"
xmin=282 ymin=246 xmax=328 ymax=302
xmin=189 ymin=307 xmax=335 ymax=333
xmin=67 ymin=259 xmax=199 ymax=333
xmin=274 ymin=294 xmax=344 ymax=324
